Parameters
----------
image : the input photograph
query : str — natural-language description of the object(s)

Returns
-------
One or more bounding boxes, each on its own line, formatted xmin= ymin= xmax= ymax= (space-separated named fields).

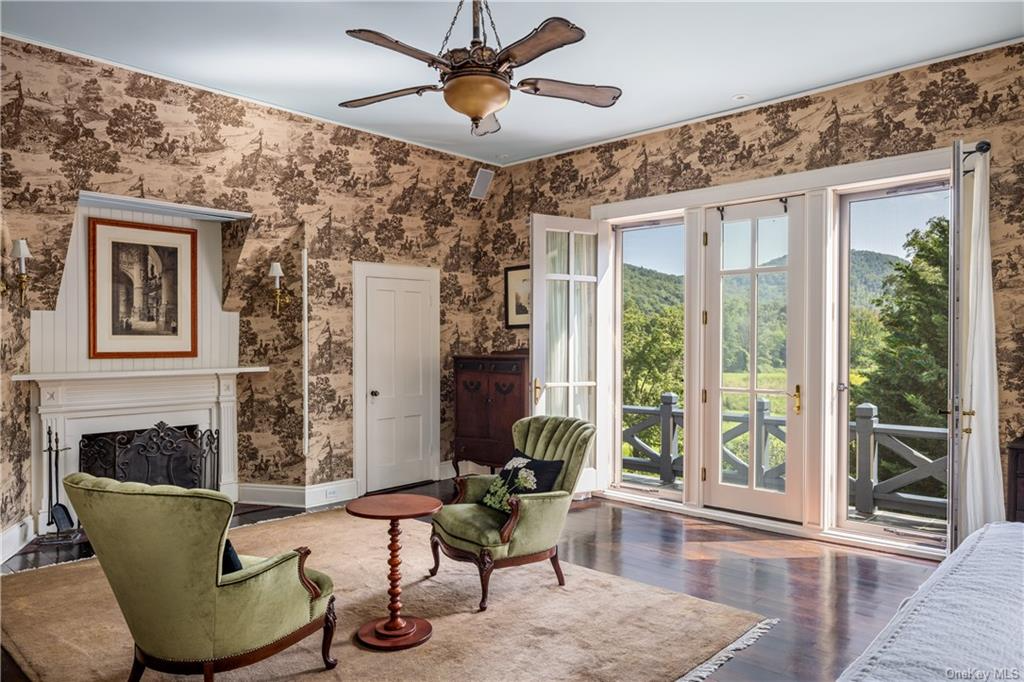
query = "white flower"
xmin=506 ymin=457 xmax=531 ymax=469
xmin=516 ymin=468 xmax=538 ymax=490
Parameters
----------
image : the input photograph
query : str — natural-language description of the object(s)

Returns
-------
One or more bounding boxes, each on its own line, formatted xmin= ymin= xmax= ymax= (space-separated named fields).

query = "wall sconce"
xmin=7 ymin=239 xmax=32 ymax=305
xmin=268 ymin=261 xmax=290 ymax=315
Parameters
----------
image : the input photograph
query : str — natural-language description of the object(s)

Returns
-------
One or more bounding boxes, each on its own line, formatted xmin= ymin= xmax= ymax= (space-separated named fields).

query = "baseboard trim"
xmin=437 ymin=460 xmax=457 ymax=480
xmin=1 ymin=516 xmax=36 ymax=563
xmin=237 ymin=479 xmax=358 ymax=509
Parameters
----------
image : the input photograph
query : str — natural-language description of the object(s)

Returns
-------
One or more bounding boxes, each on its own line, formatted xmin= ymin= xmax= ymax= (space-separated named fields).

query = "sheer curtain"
xmin=959 ymin=148 xmax=1005 ymax=540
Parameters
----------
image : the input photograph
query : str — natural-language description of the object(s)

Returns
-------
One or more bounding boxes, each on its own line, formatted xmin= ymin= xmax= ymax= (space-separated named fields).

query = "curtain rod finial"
xmin=976 ymin=140 xmax=991 ymax=154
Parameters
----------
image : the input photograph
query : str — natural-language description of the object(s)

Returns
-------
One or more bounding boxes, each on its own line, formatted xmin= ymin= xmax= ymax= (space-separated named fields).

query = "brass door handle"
xmin=787 ymin=384 xmax=801 ymax=415
xmin=533 ymin=377 xmax=542 ymax=404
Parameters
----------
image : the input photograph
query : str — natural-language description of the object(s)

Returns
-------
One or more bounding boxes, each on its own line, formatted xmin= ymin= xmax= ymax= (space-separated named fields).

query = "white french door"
xmin=530 ymin=214 xmax=600 ymax=421
xmin=702 ymin=197 xmax=805 ymax=522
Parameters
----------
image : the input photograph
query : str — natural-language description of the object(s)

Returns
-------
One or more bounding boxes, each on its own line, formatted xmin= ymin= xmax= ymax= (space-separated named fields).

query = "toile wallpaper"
xmin=0 ymin=37 xmax=495 ymax=528
xmin=477 ymin=43 xmax=1024 ymax=486
xmin=2 ymin=35 xmax=1023 ymax=531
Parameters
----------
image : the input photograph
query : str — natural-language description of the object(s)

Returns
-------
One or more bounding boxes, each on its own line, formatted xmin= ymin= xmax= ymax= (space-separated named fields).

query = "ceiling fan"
xmin=338 ymin=0 xmax=622 ymax=136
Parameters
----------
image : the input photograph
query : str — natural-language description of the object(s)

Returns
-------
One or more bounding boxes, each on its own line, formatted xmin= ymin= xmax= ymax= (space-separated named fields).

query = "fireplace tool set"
xmin=35 ymin=426 xmax=86 ymax=546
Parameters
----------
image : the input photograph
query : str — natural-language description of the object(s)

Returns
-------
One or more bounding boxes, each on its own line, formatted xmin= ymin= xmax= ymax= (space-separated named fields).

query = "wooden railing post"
xmin=659 ymin=392 xmax=678 ymax=484
xmin=754 ymin=397 xmax=770 ymax=488
xmin=855 ymin=403 xmax=879 ymax=515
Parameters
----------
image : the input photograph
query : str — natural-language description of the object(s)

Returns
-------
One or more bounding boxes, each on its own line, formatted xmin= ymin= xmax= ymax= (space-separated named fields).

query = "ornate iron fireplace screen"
xmin=79 ymin=421 xmax=220 ymax=490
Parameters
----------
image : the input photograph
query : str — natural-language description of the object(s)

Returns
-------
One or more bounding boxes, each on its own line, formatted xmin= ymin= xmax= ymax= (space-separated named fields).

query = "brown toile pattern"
xmin=2 ymin=36 xmax=1023 ymax=529
xmin=477 ymin=44 xmax=1024 ymax=491
xmin=0 ymin=38 xmax=493 ymax=527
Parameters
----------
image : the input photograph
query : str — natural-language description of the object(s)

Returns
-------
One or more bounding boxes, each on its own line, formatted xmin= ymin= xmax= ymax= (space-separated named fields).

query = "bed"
xmin=839 ymin=521 xmax=1024 ymax=681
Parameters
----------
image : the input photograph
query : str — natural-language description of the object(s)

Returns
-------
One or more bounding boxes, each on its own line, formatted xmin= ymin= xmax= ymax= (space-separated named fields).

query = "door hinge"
xmin=701 ymin=389 xmax=707 ymax=403
xmin=702 ymin=310 xmax=708 ymax=325
xmin=702 ymin=231 xmax=708 ymax=246
xmin=701 ymin=467 xmax=707 ymax=482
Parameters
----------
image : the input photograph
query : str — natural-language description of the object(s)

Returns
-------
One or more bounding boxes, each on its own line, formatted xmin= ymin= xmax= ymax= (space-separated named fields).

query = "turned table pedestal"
xmin=345 ymin=493 xmax=443 ymax=651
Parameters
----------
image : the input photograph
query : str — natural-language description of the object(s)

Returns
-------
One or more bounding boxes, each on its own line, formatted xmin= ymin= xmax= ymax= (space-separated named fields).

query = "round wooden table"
xmin=345 ymin=493 xmax=443 ymax=651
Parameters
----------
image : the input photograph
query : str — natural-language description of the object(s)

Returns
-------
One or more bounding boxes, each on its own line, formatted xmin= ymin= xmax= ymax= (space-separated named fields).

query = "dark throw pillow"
xmin=222 ymin=538 xmax=243 ymax=575
xmin=482 ymin=450 xmax=564 ymax=514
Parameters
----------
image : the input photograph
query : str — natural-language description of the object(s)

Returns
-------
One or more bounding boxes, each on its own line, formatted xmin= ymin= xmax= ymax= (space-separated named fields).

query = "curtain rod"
xmin=962 ymin=140 xmax=991 ymax=176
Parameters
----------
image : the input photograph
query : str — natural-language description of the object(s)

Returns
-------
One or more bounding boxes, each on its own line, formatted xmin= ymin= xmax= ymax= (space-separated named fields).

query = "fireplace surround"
xmin=12 ymin=366 xmax=267 ymax=530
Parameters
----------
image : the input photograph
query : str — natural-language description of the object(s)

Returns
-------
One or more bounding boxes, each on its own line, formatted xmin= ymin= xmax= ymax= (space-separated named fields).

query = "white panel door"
xmin=365 ymin=275 xmax=436 ymax=491
xmin=703 ymin=197 xmax=805 ymax=522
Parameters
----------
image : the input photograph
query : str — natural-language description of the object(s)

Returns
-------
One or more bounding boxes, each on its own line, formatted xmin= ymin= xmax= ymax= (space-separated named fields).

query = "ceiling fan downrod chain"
xmin=482 ymin=0 xmax=503 ymax=50
xmin=438 ymin=0 xmax=466 ymax=56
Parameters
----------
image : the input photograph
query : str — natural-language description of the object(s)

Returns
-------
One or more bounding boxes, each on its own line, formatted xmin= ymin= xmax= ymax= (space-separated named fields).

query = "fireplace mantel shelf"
xmin=10 ymin=366 xmax=270 ymax=382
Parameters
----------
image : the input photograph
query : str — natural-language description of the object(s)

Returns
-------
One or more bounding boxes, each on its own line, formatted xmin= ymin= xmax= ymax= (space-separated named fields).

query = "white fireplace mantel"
xmin=15 ymin=366 xmax=268 ymax=533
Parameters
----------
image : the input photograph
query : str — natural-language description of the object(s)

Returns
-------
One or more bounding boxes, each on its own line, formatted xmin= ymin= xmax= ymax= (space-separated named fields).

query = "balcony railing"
xmin=621 ymin=392 xmax=948 ymax=517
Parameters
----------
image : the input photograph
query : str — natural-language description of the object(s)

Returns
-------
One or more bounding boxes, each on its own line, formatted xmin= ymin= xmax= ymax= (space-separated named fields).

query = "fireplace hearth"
xmin=79 ymin=421 xmax=220 ymax=490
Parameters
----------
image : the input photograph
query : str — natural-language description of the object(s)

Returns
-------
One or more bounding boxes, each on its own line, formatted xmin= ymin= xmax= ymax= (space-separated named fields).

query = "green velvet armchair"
xmin=63 ymin=473 xmax=337 ymax=681
xmin=429 ymin=415 xmax=596 ymax=610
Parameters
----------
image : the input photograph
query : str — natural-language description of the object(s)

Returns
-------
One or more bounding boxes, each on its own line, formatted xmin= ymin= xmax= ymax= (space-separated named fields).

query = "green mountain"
xmin=622 ymin=250 xmax=904 ymax=313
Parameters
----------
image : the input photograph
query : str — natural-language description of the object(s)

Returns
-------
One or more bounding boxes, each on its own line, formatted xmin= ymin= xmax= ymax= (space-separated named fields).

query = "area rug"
xmin=1 ymin=508 xmax=772 ymax=681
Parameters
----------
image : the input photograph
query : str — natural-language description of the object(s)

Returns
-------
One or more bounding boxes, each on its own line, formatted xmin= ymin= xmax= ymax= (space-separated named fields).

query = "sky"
xmin=621 ymin=188 xmax=950 ymax=275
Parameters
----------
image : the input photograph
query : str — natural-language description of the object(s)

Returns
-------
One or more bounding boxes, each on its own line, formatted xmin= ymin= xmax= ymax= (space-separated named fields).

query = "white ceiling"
xmin=3 ymin=2 xmax=1022 ymax=165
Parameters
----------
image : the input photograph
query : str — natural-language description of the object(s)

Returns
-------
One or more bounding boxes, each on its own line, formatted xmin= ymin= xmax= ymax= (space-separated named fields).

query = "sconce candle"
xmin=10 ymin=239 xmax=32 ymax=305
xmin=267 ymin=261 xmax=289 ymax=315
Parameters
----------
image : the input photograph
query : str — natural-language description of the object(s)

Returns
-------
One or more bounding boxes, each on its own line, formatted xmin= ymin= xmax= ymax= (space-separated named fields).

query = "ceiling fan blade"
xmin=471 ymin=113 xmax=501 ymax=137
xmin=339 ymin=84 xmax=441 ymax=108
xmin=496 ymin=17 xmax=585 ymax=69
xmin=347 ymin=29 xmax=452 ymax=72
xmin=517 ymin=78 xmax=621 ymax=108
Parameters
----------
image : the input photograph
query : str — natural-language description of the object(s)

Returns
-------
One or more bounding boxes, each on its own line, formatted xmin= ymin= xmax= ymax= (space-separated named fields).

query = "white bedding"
xmin=839 ymin=522 xmax=1024 ymax=681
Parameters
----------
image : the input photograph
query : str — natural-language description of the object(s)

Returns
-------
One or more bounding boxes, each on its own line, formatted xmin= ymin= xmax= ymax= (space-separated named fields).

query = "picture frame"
xmin=88 ymin=218 xmax=198 ymax=359
xmin=503 ymin=264 xmax=530 ymax=329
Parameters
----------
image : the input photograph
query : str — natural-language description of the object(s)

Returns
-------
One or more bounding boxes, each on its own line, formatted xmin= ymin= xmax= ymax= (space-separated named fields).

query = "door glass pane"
xmin=721 ymin=392 xmax=750 ymax=486
xmin=843 ymin=185 xmax=950 ymax=536
xmin=547 ymin=232 xmax=569 ymax=274
xmin=756 ymin=272 xmax=787 ymax=390
xmin=574 ymin=233 xmax=596 ymax=276
xmin=572 ymin=282 xmax=596 ymax=381
xmin=618 ymin=224 xmax=685 ymax=493
xmin=547 ymin=386 xmax=568 ymax=416
xmin=722 ymin=219 xmax=751 ymax=270
xmin=546 ymin=280 xmax=568 ymax=382
xmin=753 ymin=393 xmax=787 ymax=492
xmin=756 ymin=216 xmax=788 ymax=266
xmin=722 ymin=274 xmax=751 ymax=388
xmin=572 ymin=386 xmax=595 ymax=422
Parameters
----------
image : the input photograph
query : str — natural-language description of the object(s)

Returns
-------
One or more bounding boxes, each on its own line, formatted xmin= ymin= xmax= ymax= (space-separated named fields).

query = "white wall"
xmin=30 ymin=205 xmax=239 ymax=373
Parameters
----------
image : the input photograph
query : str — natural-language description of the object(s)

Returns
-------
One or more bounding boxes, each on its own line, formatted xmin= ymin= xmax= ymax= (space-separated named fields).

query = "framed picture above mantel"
xmin=88 ymin=218 xmax=198 ymax=359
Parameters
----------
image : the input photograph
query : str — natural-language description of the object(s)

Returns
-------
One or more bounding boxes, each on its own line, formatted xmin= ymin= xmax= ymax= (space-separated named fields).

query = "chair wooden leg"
xmin=428 ymin=532 xmax=441 ymax=577
xmin=550 ymin=547 xmax=566 ymax=586
xmin=321 ymin=595 xmax=338 ymax=669
xmin=202 ymin=662 xmax=214 ymax=681
xmin=127 ymin=655 xmax=145 ymax=682
xmin=477 ymin=550 xmax=495 ymax=611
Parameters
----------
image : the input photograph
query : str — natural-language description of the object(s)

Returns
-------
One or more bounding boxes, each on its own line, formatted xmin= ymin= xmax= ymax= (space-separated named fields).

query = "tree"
xmin=915 ymin=68 xmax=979 ymax=127
xmin=211 ymin=188 xmax=252 ymax=213
xmin=50 ymin=108 xmax=120 ymax=190
xmin=697 ymin=122 xmax=740 ymax=168
xmin=312 ymin=147 xmax=352 ymax=183
xmin=188 ymin=90 xmax=246 ymax=150
xmin=76 ymin=78 xmax=105 ymax=120
xmin=854 ymin=216 xmax=949 ymax=429
xmin=273 ymin=156 xmax=318 ymax=220
xmin=125 ymin=72 xmax=169 ymax=101
xmin=1 ymin=151 xmax=23 ymax=190
xmin=807 ymin=99 xmax=842 ymax=169
xmin=106 ymin=100 xmax=164 ymax=149
xmin=621 ymin=300 xmax=685 ymax=410
xmin=868 ymin=109 xmax=935 ymax=158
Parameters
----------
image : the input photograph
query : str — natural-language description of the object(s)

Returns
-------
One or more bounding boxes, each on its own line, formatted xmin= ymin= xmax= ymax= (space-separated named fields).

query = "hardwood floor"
xmin=1 ymin=481 xmax=935 ymax=681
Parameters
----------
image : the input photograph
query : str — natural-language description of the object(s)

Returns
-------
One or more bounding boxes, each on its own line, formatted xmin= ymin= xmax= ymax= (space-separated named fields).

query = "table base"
xmin=355 ymin=616 xmax=433 ymax=651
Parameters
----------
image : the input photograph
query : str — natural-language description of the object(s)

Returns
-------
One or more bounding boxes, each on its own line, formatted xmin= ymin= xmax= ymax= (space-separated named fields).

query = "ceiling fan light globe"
xmin=443 ymin=73 xmax=510 ymax=122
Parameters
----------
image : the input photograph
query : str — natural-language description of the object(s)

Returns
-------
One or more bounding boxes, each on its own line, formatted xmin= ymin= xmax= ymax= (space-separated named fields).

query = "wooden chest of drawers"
xmin=452 ymin=353 xmax=530 ymax=475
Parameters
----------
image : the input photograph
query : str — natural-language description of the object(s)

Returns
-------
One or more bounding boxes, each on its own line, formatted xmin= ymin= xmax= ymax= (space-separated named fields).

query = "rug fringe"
xmin=676 ymin=617 xmax=779 ymax=682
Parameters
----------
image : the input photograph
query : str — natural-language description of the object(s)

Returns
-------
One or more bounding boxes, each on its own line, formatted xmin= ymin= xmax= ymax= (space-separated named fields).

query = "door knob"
xmin=370 ymin=390 xmax=380 ymax=397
